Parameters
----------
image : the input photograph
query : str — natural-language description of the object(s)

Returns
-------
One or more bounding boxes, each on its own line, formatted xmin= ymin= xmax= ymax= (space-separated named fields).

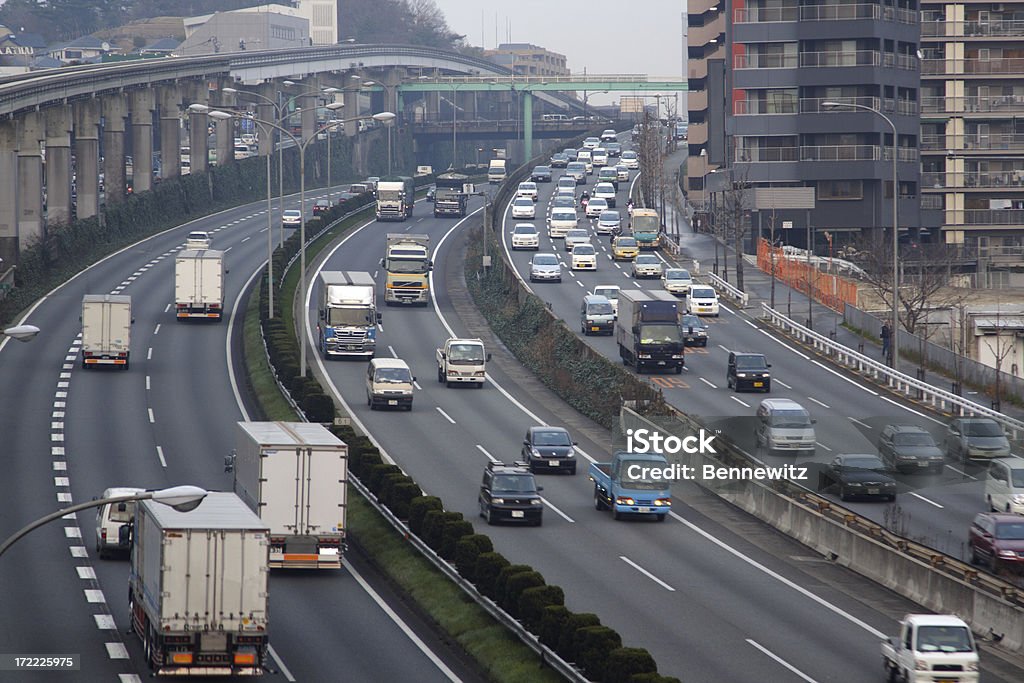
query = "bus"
xmin=631 ymin=208 xmax=661 ymax=249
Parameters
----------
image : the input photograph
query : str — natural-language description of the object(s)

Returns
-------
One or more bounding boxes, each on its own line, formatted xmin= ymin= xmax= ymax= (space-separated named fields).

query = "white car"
xmin=564 ymin=228 xmax=591 ymax=251
xmin=517 ymin=181 xmax=539 ymax=202
xmin=687 ymin=284 xmax=720 ymax=316
xmin=582 ymin=136 xmax=600 ymax=149
xmin=592 ymin=182 xmax=617 ymax=208
xmin=621 ymin=150 xmax=640 ymax=170
xmin=529 ymin=253 xmax=562 ymax=282
xmin=662 ymin=268 xmax=693 ymax=295
xmin=282 ymin=209 xmax=302 ymax=227
xmin=548 ymin=208 xmax=578 ymax=238
xmin=576 ymin=150 xmax=593 ymax=174
xmin=551 ymin=196 xmax=576 ymax=211
xmin=592 ymin=285 xmax=620 ymax=317
xmin=185 ymin=230 xmax=211 ymax=250
xmin=591 ymin=148 xmax=608 ymax=167
xmin=632 ymin=254 xmax=663 ymax=279
xmin=512 ymin=197 xmax=536 ymax=219
xmin=571 ymin=244 xmax=598 ymax=270
xmin=511 ymin=223 xmax=540 ymax=250
xmin=585 ymin=197 xmax=608 ymax=218
xmin=554 ymin=187 xmax=576 ymax=203
xmin=95 ymin=487 xmax=145 ymax=559
xmin=557 ymin=176 xmax=577 ymax=192
xmin=597 ymin=210 xmax=621 ymax=234
xmin=600 ymin=129 xmax=617 ymax=142
xmin=615 ymin=164 xmax=630 ymax=182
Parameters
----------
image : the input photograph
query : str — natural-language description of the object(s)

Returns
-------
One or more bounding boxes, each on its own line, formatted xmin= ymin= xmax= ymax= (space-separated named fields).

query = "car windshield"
xmin=109 ymin=501 xmax=135 ymax=523
xmin=995 ymin=521 xmax=1024 ymax=540
xmin=600 ymin=211 xmax=620 ymax=222
xmin=553 ymin=211 xmax=576 ymax=221
xmin=520 ymin=183 xmax=536 ymax=190
xmin=736 ymin=356 xmax=767 ymax=370
xmin=448 ymin=344 xmax=484 ymax=363
xmin=284 ymin=211 xmax=300 ymax=218
xmin=575 ymin=246 xmax=596 ymax=255
xmin=375 ymin=368 xmax=411 ymax=383
xmin=639 ymin=323 xmax=682 ymax=344
xmin=690 ymin=287 xmax=715 ymax=299
xmin=841 ymin=456 xmax=884 ymax=470
xmin=916 ymin=626 xmax=973 ymax=653
xmin=514 ymin=226 xmax=536 ymax=234
xmin=514 ymin=199 xmax=532 ymax=206
xmin=681 ymin=315 xmax=704 ymax=329
xmin=587 ymin=302 xmax=613 ymax=314
xmin=963 ymin=420 xmax=1004 ymax=437
xmin=590 ymin=199 xmax=607 ymax=208
xmin=617 ymin=238 xmax=637 ymax=247
xmin=893 ymin=432 xmax=936 ymax=446
xmin=666 ymin=270 xmax=690 ymax=279
xmin=1012 ymin=469 xmax=1024 ymax=487
xmin=553 ymin=199 xmax=575 ymax=209
xmin=533 ymin=430 xmax=572 ymax=446
xmin=568 ymin=230 xmax=588 ymax=238
xmin=637 ymin=256 xmax=658 ymax=264
xmin=534 ymin=255 xmax=558 ymax=265
xmin=327 ymin=307 xmax=373 ymax=326
xmin=623 ymin=152 xmax=637 ymax=158
xmin=770 ymin=410 xmax=811 ymax=428
xmin=492 ymin=475 xmax=537 ymax=493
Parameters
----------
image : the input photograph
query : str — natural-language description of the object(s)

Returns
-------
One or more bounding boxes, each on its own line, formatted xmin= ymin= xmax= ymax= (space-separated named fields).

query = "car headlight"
xmin=492 ymin=497 xmax=505 ymax=504
xmin=1012 ymin=494 xmax=1024 ymax=504
xmin=736 ymin=373 xmax=747 ymax=378
xmin=615 ymin=497 xmax=635 ymax=506
xmin=654 ymin=498 xmax=672 ymax=506
xmin=847 ymin=482 xmax=863 ymax=487
xmin=998 ymin=549 xmax=1017 ymax=558
xmin=566 ymin=447 xmax=576 ymax=458
xmin=967 ymin=662 xmax=980 ymax=672
xmin=531 ymin=448 xmax=541 ymax=457
xmin=530 ymin=499 xmax=543 ymax=506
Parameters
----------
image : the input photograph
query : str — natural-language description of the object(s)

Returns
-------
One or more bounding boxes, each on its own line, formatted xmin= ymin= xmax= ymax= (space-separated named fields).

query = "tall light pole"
xmin=373 ymin=111 xmax=397 ymax=175
xmin=0 ymin=486 xmax=207 ymax=559
xmin=823 ymin=100 xmax=900 ymax=368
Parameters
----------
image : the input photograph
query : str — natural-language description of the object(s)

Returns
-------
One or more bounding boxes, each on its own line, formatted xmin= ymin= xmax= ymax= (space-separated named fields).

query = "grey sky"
xmin=431 ymin=0 xmax=685 ymax=107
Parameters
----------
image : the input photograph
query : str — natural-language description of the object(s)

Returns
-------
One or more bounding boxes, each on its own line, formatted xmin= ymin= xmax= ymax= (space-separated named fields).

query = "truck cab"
xmin=317 ymin=271 xmax=381 ymax=358
xmin=382 ymin=234 xmax=432 ymax=305
xmin=590 ymin=451 xmax=672 ymax=520
xmin=376 ymin=176 xmax=415 ymax=221
xmin=615 ymin=290 xmax=684 ymax=373
xmin=437 ymin=338 xmax=490 ymax=388
xmin=881 ymin=614 xmax=979 ymax=683
xmin=366 ymin=358 xmax=415 ymax=410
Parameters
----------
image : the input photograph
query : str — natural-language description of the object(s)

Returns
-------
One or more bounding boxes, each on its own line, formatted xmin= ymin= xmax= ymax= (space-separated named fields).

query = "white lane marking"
xmin=878 ymin=395 xmax=944 ymax=425
xmin=388 ymin=345 xmax=398 ymax=358
xmin=344 ymin=559 xmax=463 ymax=681
xmin=57 ymin=492 xmax=72 ymax=503
xmin=59 ymin=371 xmax=71 ymax=378
xmin=849 ymin=417 xmax=872 ymax=429
xmin=118 ymin=675 xmax=143 ymax=683
xmin=55 ymin=476 xmax=70 ymax=486
xmin=730 ymin=396 xmax=750 ymax=408
xmin=745 ymin=320 xmax=758 ymax=328
xmin=84 ymin=589 xmax=104 ymax=602
xmin=57 ymin=381 xmax=69 ymax=388
xmin=156 ymin=446 xmax=167 ymax=468
xmin=671 ymin=511 xmax=887 ymax=638
xmin=146 ymin=375 xmax=151 ymax=391
xmin=148 ymin=408 xmax=155 ymax=423
xmin=147 ymin=347 xmax=153 ymax=360
xmin=241 ymin=236 xmax=251 ymax=243
xmin=541 ymin=496 xmax=576 ymax=523
xmin=807 ymin=397 xmax=830 ymax=409
xmin=699 ymin=377 xmax=718 ymax=389
xmin=76 ymin=566 xmax=96 ymax=580
xmin=52 ymin=462 xmax=67 ymax=471
xmin=51 ymin=421 xmax=64 ymax=430
xmin=576 ymin=280 xmax=585 ymax=287
xmin=476 ymin=444 xmax=499 ymax=463
xmin=51 ymin=433 xmax=64 ymax=441
xmin=153 ymin=323 xmax=161 ymax=335
xmin=945 ymin=465 xmax=976 ymax=480
xmin=746 ymin=640 xmax=818 ymax=683
xmin=619 ymin=556 xmax=675 ymax=591
xmin=52 ymin=446 xmax=65 ymax=455
xmin=775 ymin=379 xmax=792 ymax=389
xmin=757 ymin=329 xmax=811 ymax=359
xmin=909 ymin=492 xmax=944 ymax=509
xmin=226 ymin=263 xmax=266 ymax=424
xmin=267 ymin=645 xmax=296 ymax=683
xmin=164 ymin=303 xmax=171 ymax=313
xmin=105 ymin=643 xmax=129 ymax=659
xmin=811 ymin=359 xmax=878 ymax=395
xmin=717 ymin=344 xmax=731 ymax=353
xmin=413 ymin=381 xmax=422 ymax=391
xmin=436 ymin=407 xmax=456 ymax=424
xmin=815 ymin=442 xmax=833 ymax=452
xmin=70 ymin=546 xmax=87 ymax=558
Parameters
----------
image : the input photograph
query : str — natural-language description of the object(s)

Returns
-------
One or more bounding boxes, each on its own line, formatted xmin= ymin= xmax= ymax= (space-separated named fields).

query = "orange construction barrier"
xmin=757 ymin=239 xmax=857 ymax=312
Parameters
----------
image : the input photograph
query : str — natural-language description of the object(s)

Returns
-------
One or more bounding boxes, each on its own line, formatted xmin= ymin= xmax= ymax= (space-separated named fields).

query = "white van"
xmin=576 ymin=149 xmax=593 ymax=174
xmin=755 ymin=399 xmax=816 ymax=456
xmin=95 ymin=487 xmax=145 ymax=559
xmin=366 ymin=358 xmax=415 ymax=410
xmin=548 ymin=208 xmax=578 ymax=238
xmin=986 ymin=456 xmax=1024 ymax=514
xmin=591 ymin=148 xmax=609 ymax=167
xmin=687 ymin=285 xmax=720 ymax=316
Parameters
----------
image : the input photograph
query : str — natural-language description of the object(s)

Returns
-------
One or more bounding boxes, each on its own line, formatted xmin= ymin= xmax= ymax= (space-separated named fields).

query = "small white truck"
xmin=81 ymin=294 xmax=132 ymax=369
xmin=175 ymin=249 xmax=225 ymax=321
xmin=436 ymin=338 xmax=490 ymax=388
xmin=881 ymin=614 xmax=980 ymax=683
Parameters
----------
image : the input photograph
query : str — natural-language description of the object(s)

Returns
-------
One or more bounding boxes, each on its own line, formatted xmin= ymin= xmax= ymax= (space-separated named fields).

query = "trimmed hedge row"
xmin=332 ymin=423 xmax=682 ymax=683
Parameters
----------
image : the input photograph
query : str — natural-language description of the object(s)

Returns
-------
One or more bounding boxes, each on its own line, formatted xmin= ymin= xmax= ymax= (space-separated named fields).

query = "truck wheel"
xmin=594 ymin=493 xmax=606 ymax=511
xmin=656 ymin=513 xmax=667 ymax=522
xmin=613 ymin=509 xmax=624 ymax=521
xmin=674 ymin=364 xmax=682 ymax=375
xmin=437 ymin=368 xmax=444 ymax=383
xmin=485 ymin=507 xmax=494 ymax=525
xmin=476 ymin=381 xmax=484 ymax=389
xmin=446 ymin=380 xmax=453 ymax=388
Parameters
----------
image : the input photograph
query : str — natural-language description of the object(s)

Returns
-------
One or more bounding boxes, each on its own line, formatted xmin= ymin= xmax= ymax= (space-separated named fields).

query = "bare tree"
xmin=709 ymin=171 xmax=751 ymax=289
xmin=980 ymin=298 xmax=1015 ymax=411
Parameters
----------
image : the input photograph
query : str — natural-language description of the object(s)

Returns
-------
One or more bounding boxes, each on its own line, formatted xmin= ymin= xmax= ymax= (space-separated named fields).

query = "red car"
xmin=968 ymin=512 xmax=1024 ymax=571
xmin=312 ymin=199 xmax=331 ymax=217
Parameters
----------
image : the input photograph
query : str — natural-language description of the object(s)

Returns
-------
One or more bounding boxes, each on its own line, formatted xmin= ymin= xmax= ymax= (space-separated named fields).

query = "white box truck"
xmin=129 ymin=492 xmax=269 ymax=676
xmin=175 ymin=249 xmax=225 ymax=321
xmin=232 ymin=421 xmax=348 ymax=569
xmin=81 ymin=294 xmax=132 ymax=369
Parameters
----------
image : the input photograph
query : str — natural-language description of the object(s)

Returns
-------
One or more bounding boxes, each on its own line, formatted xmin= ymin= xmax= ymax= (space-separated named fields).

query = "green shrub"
xmin=407 ymin=496 xmax=443 ymax=535
xmin=302 ymin=391 xmax=335 ymax=422
xmin=502 ymin=571 xmax=545 ymax=616
xmin=556 ymin=612 xmax=601 ymax=660
xmin=350 ymin=448 xmax=383 ymax=478
xmin=379 ymin=473 xmax=410 ymax=507
xmin=388 ymin=482 xmax=422 ymax=519
xmin=493 ymin=565 xmax=534 ymax=610
xmin=518 ymin=585 xmax=564 ymax=631
xmin=453 ymin=534 xmax=493 ymax=581
xmin=423 ymin=511 xmax=463 ymax=552
xmin=538 ymin=605 xmax=570 ymax=649
xmin=366 ymin=464 xmax=402 ymax=495
xmin=575 ymin=626 xmax=622 ymax=680
xmin=472 ymin=551 xmax=511 ymax=599
xmin=439 ymin=520 xmax=474 ymax=561
xmin=602 ymin=648 xmax=658 ymax=683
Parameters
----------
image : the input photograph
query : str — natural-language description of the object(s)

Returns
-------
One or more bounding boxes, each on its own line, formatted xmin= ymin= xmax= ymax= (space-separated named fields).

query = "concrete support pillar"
xmin=158 ymin=85 xmax=182 ymax=179
xmin=0 ymin=121 xmax=18 ymax=265
xmin=130 ymin=90 xmax=155 ymax=193
xmin=16 ymin=111 xmax=44 ymax=251
xmin=212 ymin=87 xmax=236 ymax=166
xmin=343 ymin=80 xmax=360 ymax=137
xmin=301 ymin=93 xmax=317 ymax=143
xmin=257 ymin=101 xmax=275 ymax=157
xmin=523 ymin=92 xmax=534 ymax=160
xmin=44 ymin=105 xmax=73 ymax=225
xmin=73 ymin=99 xmax=101 ymax=220
xmin=383 ymin=67 xmax=402 ymax=115
xmin=185 ymin=81 xmax=209 ymax=175
xmin=102 ymin=94 xmax=127 ymax=205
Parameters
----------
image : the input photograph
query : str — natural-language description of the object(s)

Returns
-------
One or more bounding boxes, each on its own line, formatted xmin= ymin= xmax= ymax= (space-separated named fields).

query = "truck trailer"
xmin=81 ymin=294 xmax=132 ymax=369
xmin=175 ymin=249 xmax=225 ymax=321
xmin=615 ymin=289 xmax=684 ymax=373
xmin=382 ymin=234 xmax=432 ymax=305
xmin=317 ymin=271 xmax=380 ymax=358
xmin=129 ymin=492 xmax=269 ymax=676
xmin=232 ymin=421 xmax=348 ymax=569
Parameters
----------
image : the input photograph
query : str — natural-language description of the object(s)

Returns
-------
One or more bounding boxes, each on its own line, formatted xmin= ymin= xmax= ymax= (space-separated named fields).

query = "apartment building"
xmin=688 ymin=0 xmax=922 ymax=247
xmin=921 ymin=2 xmax=1024 ymax=253
xmin=482 ymin=43 xmax=570 ymax=77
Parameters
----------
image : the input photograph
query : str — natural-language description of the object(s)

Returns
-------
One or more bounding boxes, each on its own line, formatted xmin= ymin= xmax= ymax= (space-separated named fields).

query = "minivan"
xmin=591 ymin=148 xmax=609 ymax=167
xmin=366 ymin=358 xmax=415 ymax=410
xmin=727 ymin=351 xmax=771 ymax=392
xmin=566 ymin=162 xmax=587 ymax=184
xmin=581 ymin=294 xmax=615 ymax=336
xmin=755 ymin=398 xmax=816 ymax=456
xmin=986 ymin=456 xmax=1024 ymax=514
xmin=548 ymin=208 xmax=578 ymax=238
xmin=95 ymin=486 xmax=145 ymax=559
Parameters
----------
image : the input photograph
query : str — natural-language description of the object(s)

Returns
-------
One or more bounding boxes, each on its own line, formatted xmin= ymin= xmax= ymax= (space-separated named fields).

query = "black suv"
xmin=531 ymin=165 xmax=553 ymax=183
xmin=878 ymin=424 xmax=945 ymax=473
xmin=726 ymin=352 xmax=771 ymax=392
xmin=479 ymin=462 xmax=544 ymax=525
xmin=522 ymin=426 xmax=578 ymax=474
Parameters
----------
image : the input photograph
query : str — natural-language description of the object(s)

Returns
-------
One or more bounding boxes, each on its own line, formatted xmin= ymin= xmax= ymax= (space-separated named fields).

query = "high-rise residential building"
xmin=688 ymin=0 xmax=922 ymax=248
xmin=482 ymin=43 xmax=569 ymax=77
xmin=921 ymin=2 xmax=1024 ymax=253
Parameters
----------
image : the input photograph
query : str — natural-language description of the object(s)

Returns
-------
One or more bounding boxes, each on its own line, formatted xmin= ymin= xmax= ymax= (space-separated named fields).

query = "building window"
xmin=818 ymin=180 xmax=863 ymax=200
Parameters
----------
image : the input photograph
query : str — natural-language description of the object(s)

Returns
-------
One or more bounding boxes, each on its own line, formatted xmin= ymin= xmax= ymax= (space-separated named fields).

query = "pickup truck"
xmin=437 ymin=338 xmax=490 ymax=388
xmin=881 ymin=614 xmax=979 ymax=683
xmin=590 ymin=451 xmax=672 ymax=521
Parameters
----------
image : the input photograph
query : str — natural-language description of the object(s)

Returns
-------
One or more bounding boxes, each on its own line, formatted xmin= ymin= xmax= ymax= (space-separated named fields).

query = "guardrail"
xmin=759 ymin=303 xmax=1024 ymax=438
xmin=706 ymin=270 xmax=749 ymax=307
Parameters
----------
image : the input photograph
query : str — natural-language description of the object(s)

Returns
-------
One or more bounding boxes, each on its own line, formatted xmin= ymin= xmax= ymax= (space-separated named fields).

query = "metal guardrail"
xmin=350 ymin=475 xmax=590 ymax=682
xmin=705 ymin=270 xmax=749 ymax=307
xmin=760 ymin=303 xmax=1024 ymax=438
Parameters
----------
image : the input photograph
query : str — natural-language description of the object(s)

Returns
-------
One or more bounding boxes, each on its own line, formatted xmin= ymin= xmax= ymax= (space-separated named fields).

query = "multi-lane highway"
xmin=299 ymin=150 xmax=1024 ymax=681
xmin=0 ymin=192 xmax=476 ymax=681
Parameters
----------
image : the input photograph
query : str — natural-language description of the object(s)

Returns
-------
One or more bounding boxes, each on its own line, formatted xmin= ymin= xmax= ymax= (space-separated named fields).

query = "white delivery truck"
xmin=881 ymin=614 xmax=980 ymax=683
xmin=436 ymin=337 xmax=490 ymax=388
xmin=175 ymin=249 xmax=225 ymax=321
xmin=129 ymin=492 xmax=270 ymax=676
xmin=81 ymin=294 xmax=132 ymax=369
xmin=488 ymin=159 xmax=507 ymax=184
xmin=231 ymin=421 xmax=348 ymax=569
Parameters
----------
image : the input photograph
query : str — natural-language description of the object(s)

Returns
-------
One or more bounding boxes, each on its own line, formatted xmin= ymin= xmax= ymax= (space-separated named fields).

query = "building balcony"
xmin=922 ymin=19 xmax=1024 ymax=39
xmin=922 ymin=133 xmax=1024 ymax=151
xmin=735 ymin=54 xmax=800 ymax=69
xmin=923 ymin=170 xmax=1024 ymax=188
xmin=798 ymin=50 xmax=914 ymax=69
xmin=799 ymin=96 xmax=918 ymax=116
xmin=735 ymin=147 xmax=799 ymax=162
xmin=689 ymin=89 xmax=708 ymax=113
xmin=921 ymin=94 xmax=1024 ymax=114
xmin=964 ymin=209 xmax=1024 ymax=225
xmin=734 ymin=145 xmax=918 ymax=162
xmin=734 ymin=99 xmax=798 ymax=115
xmin=923 ymin=57 xmax=1024 ymax=76
xmin=735 ymin=4 xmax=915 ymax=24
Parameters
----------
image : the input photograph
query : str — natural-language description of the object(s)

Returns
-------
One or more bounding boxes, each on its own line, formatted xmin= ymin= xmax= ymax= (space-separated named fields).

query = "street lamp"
xmin=372 ymin=111 xmax=397 ymax=176
xmin=2 ymin=324 xmax=40 ymax=342
xmin=0 ymin=485 xmax=207 ymax=559
xmin=823 ymin=100 xmax=900 ymax=368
